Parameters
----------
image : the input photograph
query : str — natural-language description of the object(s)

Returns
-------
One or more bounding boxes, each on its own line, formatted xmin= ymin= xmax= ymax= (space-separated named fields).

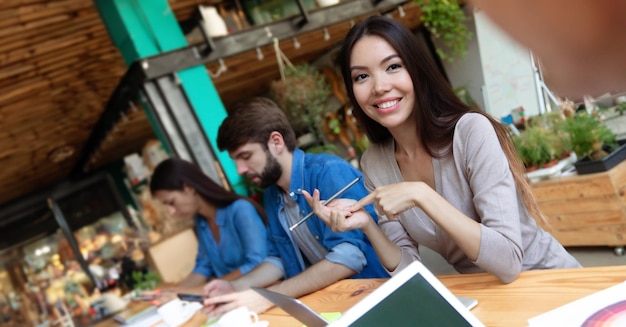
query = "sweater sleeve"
xmin=361 ymin=143 xmax=421 ymax=275
xmin=377 ymin=219 xmax=421 ymax=275
xmin=456 ymin=114 xmax=524 ymax=283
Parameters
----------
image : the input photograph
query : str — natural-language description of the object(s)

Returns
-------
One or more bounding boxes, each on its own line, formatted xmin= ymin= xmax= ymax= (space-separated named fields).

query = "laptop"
xmin=253 ymin=260 xmax=484 ymax=327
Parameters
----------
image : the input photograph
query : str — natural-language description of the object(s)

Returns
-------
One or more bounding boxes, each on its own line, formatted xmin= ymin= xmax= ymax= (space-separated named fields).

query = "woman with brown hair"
xmin=305 ymin=16 xmax=580 ymax=283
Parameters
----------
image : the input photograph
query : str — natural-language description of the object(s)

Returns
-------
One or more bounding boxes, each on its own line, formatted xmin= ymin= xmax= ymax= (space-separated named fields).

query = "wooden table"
xmin=98 ymin=265 xmax=626 ymax=327
xmin=258 ymin=265 xmax=626 ymax=327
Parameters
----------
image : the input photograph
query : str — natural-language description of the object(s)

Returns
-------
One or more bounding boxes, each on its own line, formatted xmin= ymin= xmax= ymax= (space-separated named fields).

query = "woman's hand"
xmin=302 ymin=189 xmax=374 ymax=232
xmin=351 ymin=182 xmax=424 ymax=218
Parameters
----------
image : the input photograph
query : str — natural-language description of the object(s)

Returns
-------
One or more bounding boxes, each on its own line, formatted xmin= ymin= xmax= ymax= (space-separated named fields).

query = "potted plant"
xmin=531 ymin=110 xmax=573 ymax=160
xmin=269 ymin=64 xmax=331 ymax=143
xmin=512 ymin=125 xmax=556 ymax=171
xmin=562 ymin=111 xmax=617 ymax=160
xmin=560 ymin=110 xmax=625 ymax=174
xmin=415 ymin=0 xmax=473 ymax=62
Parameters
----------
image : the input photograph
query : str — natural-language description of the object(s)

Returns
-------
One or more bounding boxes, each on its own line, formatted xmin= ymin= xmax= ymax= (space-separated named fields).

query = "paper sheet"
xmin=528 ymin=280 xmax=626 ymax=327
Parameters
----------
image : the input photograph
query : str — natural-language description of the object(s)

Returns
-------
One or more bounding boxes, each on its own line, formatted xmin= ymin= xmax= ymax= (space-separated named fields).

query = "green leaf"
xmin=415 ymin=0 xmax=472 ymax=61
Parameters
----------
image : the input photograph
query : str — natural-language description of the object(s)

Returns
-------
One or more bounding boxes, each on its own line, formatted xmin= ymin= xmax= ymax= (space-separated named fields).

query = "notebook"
xmin=253 ymin=260 xmax=484 ymax=327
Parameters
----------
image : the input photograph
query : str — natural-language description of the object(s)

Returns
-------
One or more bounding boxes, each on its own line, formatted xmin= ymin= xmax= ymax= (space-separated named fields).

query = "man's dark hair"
xmin=217 ymin=97 xmax=297 ymax=152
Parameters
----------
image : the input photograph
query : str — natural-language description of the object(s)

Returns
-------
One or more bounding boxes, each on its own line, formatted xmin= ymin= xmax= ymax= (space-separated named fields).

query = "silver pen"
xmin=289 ymin=176 xmax=363 ymax=231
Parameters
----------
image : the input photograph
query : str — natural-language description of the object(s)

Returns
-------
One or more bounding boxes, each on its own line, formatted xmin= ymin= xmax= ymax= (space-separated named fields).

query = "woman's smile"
xmin=373 ymin=98 xmax=402 ymax=114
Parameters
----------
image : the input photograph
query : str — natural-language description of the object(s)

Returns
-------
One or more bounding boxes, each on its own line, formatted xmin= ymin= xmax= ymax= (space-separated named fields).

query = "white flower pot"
xmin=200 ymin=6 xmax=228 ymax=37
xmin=316 ymin=0 xmax=340 ymax=7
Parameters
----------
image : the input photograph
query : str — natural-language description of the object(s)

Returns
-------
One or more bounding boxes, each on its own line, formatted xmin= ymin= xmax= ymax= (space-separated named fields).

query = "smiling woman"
xmin=307 ymin=15 xmax=581 ymax=284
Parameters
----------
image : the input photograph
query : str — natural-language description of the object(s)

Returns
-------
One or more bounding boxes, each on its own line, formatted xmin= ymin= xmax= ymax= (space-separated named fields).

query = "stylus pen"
xmin=289 ymin=176 xmax=363 ymax=231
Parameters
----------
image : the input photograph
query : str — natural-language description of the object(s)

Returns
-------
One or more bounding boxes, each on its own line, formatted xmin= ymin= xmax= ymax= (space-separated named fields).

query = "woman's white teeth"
xmin=377 ymin=100 xmax=398 ymax=109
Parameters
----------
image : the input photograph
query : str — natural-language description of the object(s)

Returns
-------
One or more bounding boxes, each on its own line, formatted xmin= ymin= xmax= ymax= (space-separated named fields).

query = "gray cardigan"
xmin=361 ymin=113 xmax=580 ymax=283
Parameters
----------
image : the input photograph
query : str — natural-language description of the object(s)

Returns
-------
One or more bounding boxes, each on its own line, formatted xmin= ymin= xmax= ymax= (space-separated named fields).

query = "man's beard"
xmin=247 ymin=150 xmax=282 ymax=189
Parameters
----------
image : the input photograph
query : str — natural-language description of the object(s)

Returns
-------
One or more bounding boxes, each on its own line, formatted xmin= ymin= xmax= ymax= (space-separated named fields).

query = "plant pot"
xmin=542 ymin=159 xmax=559 ymax=169
xmin=316 ymin=0 xmax=339 ymax=7
xmin=200 ymin=6 xmax=228 ymax=37
xmin=574 ymin=142 xmax=626 ymax=174
xmin=525 ymin=165 xmax=539 ymax=173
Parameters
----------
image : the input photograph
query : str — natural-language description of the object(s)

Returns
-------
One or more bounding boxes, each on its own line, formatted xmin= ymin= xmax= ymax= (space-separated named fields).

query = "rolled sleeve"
xmin=192 ymin=244 xmax=213 ymax=278
xmin=263 ymin=256 xmax=285 ymax=276
xmin=326 ymin=242 xmax=367 ymax=273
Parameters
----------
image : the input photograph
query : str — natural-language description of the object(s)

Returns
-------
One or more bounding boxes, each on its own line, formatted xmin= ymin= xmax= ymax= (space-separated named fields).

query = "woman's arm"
xmin=352 ymin=114 xmax=524 ymax=282
xmin=176 ymin=273 xmax=208 ymax=288
xmin=218 ymin=269 xmax=242 ymax=281
xmin=231 ymin=200 xmax=268 ymax=275
xmin=352 ymin=183 xmax=482 ymax=261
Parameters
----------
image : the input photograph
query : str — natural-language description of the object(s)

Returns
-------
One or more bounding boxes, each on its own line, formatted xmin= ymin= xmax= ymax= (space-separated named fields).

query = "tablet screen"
xmin=350 ymin=273 xmax=473 ymax=327
xmin=330 ymin=261 xmax=484 ymax=327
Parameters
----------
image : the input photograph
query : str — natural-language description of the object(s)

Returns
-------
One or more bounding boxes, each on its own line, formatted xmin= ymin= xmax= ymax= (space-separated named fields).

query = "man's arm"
xmin=202 ymin=262 xmax=283 ymax=315
xmin=229 ymin=262 xmax=284 ymax=291
xmin=210 ymin=259 xmax=355 ymax=314
xmin=203 ymin=259 xmax=355 ymax=316
xmin=267 ymin=259 xmax=355 ymax=298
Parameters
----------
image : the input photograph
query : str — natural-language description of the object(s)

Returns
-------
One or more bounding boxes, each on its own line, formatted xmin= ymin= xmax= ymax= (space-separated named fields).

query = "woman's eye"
xmin=353 ymin=73 xmax=368 ymax=82
xmin=387 ymin=63 xmax=402 ymax=71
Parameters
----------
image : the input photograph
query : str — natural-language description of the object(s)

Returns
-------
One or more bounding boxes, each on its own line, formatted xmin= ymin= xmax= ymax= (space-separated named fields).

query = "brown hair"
xmin=217 ymin=97 xmax=297 ymax=152
xmin=150 ymin=158 xmax=267 ymax=223
xmin=337 ymin=16 xmax=546 ymax=223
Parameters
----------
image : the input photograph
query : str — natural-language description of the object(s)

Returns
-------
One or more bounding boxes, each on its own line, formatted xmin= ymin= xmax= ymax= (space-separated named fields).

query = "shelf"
xmin=141 ymin=0 xmax=411 ymax=79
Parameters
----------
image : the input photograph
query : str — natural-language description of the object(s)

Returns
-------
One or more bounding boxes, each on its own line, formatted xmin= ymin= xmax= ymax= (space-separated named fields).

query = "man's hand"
xmin=202 ymin=289 xmax=273 ymax=317
xmin=302 ymin=189 xmax=373 ymax=232
xmin=203 ymin=279 xmax=236 ymax=298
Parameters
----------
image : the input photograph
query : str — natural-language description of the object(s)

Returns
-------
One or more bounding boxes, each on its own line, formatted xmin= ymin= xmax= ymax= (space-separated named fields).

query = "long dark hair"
xmin=150 ymin=158 xmax=267 ymax=223
xmin=337 ymin=15 xmax=546 ymax=223
xmin=338 ymin=15 xmax=469 ymax=152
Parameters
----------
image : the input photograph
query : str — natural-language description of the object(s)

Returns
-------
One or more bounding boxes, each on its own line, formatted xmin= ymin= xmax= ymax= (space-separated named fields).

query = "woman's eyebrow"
xmin=350 ymin=54 xmax=400 ymax=71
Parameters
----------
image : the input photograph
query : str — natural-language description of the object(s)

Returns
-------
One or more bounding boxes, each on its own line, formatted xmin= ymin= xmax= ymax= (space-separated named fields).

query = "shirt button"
xmin=297 ymin=188 xmax=302 ymax=192
xmin=289 ymin=192 xmax=295 ymax=197
xmin=315 ymin=235 xmax=319 ymax=240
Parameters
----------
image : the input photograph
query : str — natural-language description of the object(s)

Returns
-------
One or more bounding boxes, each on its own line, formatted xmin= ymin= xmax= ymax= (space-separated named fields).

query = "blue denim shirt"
xmin=262 ymin=148 xmax=388 ymax=279
xmin=193 ymin=199 xmax=267 ymax=278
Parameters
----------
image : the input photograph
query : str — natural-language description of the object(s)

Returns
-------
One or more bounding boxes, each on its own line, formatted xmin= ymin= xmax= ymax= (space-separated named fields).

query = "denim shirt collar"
xmin=269 ymin=148 xmax=305 ymax=205
xmin=287 ymin=148 xmax=307 ymax=200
